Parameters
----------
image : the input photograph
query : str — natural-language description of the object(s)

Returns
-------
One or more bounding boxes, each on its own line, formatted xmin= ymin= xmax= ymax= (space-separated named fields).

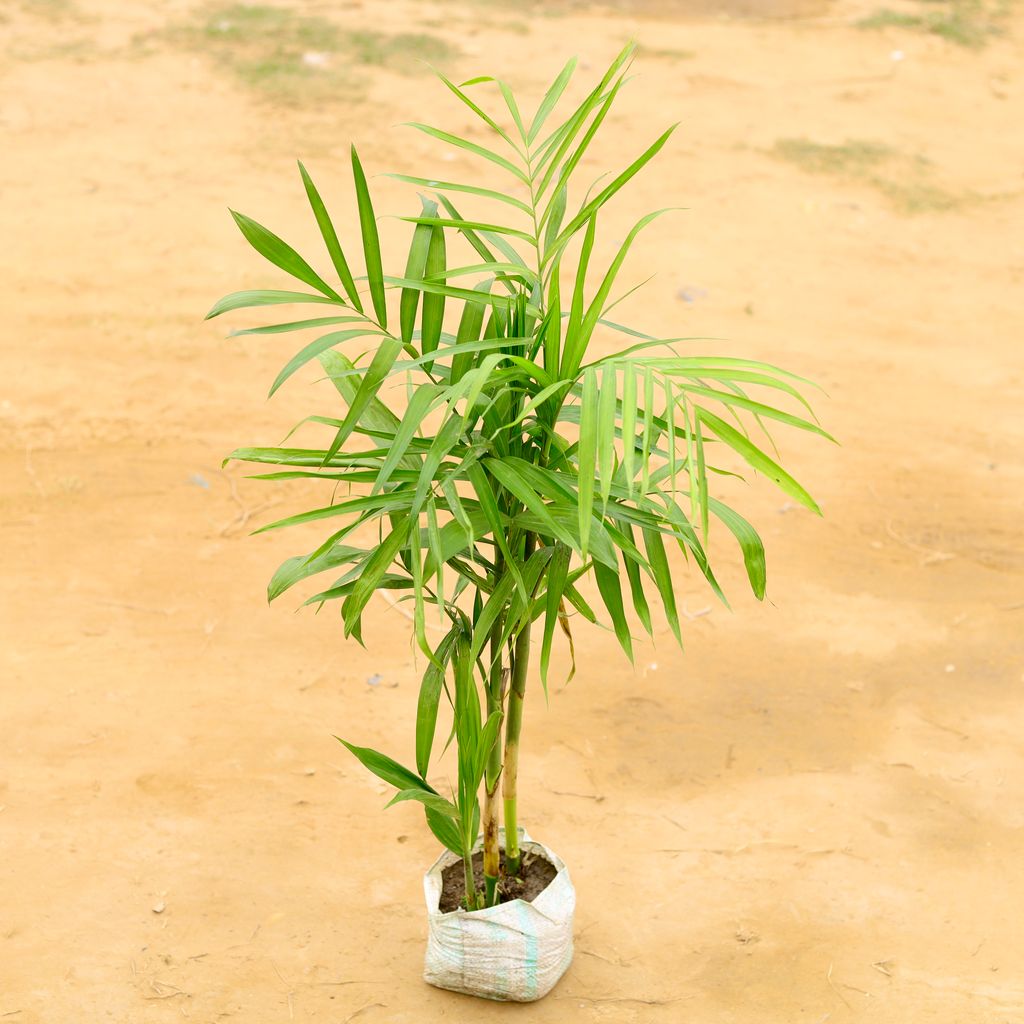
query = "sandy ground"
xmin=2 ymin=0 xmax=1024 ymax=1020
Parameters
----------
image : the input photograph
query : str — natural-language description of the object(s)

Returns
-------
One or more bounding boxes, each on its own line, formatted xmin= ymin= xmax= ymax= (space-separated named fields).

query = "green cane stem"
xmin=481 ymin=557 xmax=506 ymax=908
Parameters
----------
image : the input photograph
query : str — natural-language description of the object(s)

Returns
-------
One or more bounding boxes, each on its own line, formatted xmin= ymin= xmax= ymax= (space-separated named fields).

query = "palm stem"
xmin=502 ymin=534 xmax=535 ymax=874
xmin=481 ymin=593 xmax=505 ymax=908
xmin=462 ymin=843 xmax=479 ymax=911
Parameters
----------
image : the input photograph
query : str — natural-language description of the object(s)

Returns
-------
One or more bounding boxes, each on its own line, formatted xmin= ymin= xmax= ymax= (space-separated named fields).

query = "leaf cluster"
xmin=210 ymin=43 xmax=831 ymax=864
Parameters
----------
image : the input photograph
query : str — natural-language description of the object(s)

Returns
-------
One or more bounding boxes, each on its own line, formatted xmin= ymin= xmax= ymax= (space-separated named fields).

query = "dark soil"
xmin=438 ymin=849 xmax=557 ymax=913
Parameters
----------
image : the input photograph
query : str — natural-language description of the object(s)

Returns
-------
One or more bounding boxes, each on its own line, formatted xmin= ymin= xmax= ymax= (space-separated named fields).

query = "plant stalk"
xmin=481 ymin=562 xmax=506 ymax=908
xmin=502 ymin=535 xmax=535 ymax=875
xmin=462 ymin=844 xmax=479 ymax=912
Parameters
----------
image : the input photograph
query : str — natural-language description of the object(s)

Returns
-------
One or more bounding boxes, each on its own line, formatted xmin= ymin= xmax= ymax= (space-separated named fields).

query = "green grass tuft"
xmin=346 ymin=30 xmax=457 ymax=71
xmin=873 ymin=179 xmax=966 ymax=213
xmin=638 ymin=45 xmax=697 ymax=61
xmin=162 ymin=4 xmax=458 ymax=105
xmin=855 ymin=0 xmax=1005 ymax=48
xmin=771 ymin=136 xmax=970 ymax=214
xmin=771 ymin=138 xmax=894 ymax=176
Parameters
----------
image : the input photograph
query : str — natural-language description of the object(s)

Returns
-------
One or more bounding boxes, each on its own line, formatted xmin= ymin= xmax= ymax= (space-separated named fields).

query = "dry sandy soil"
xmin=2 ymin=0 xmax=1023 ymax=1020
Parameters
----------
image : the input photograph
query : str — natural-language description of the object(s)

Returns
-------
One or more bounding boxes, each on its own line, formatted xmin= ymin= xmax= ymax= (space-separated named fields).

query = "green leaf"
xmin=298 ymin=161 xmax=363 ymax=310
xmin=405 ymin=122 xmax=529 ymax=183
xmin=229 ymin=211 xmax=343 ymax=301
xmin=482 ymin=458 xmax=577 ymax=552
xmin=305 ymin=572 xmax=412 ymax=606
xmin=546 ymin=125 xmax=677 ymax=269
xmin=544 ymin=184 xmax=567 ymax=254
xmin=593 ymin=559 xmax=633 ymax=662
xmin=708 ymin=497 xmax=767 ymax=600
xmin=540 ymin=543 xmax=571 ymax=692
xmin=253 ymin=492 xmax=408 ymax=535
xmin=466 ymin=461 xmax=526 ymax=599
xmin=695 ymin=409 xmax=709 ymax=540
xmin=578 ymin=210 xmax=673 ymax=355
xmin=230 ymin=315 xmax=363 ymax=337
xmin=425 ymin=807 xmax=463 ymax=854
xmin=643 ymin=527 xmax=681 ymax=644
xmin=451 ymin=280 xmax=490 ymax=384
xmin=622 ymin=525 xmax=653 ymax=637
xmin=269 ymin=328 xmax=381 ymax=398
xmin=426 ymin=261 xmax=536 ymax=286
xmin=340 ymin=516 xmax=412 ymax=637
xmin=543 ymin=257 xmax=562 ymax=379
xmin=411 ymin=413 xmax=465 ymax=518
xmin=373 ymin=385 xmax=443 ymax=493
xmin=318 ymin=350 xmax=400 ymax=434
xmin=336 ymin=737 xmax=436 ymax=794
xmin=420 ymin=223 xmax=446 ymax=362
xmin=538 ymin=73 xmax=627 ymax=224
xmin=416 ymin=627 xmax=460 ymax=776
xmin=528 ymin=56 xmax=577 ymax=144
xmin=468 ymin=571 xmax=518 ymax=663
xmin=621 ymin=363 xmax=637 ymax=496
xmin=383 ymin=275 xmax=512 ymax=311
xmin=597 ymin=364 xmax=617 ymax=510
xmin=533 ymin=42 xmax=634 ymax=184
xmin=436 ymin=73 xmax=519 ymax=150
xmin=350 ymin=146 xmax=387 ymax=327
xmin=400 ymin=196 xmax=438 ymax=347
xmin=385 ymin=788 xmax=459 ymax=818
xmin=473 ymin=710 xmax=504 ymax=790
xmin=323 ymin=336 xmax=405 ymax=463
xmin=399 ymin=215 xmax=535 ymax=245
xmin=696 ymin=407 xmax=821 ymax=514
xmin=386 ymin=173 xmax=532 ymax=214
xmin=498 ymin=79 xmax=527 ymax=140
xmin=577 ymin=367 xmax=598 ymax=556
xmin=205 ymin=289 xmax=340 ymax=320
xmin=562 ymin=213 xmax=597 ymax=378
xmin=436 ymin=196 xmax=518 ymax=295
xmin=268 ymin=543 xmax=363 ymax=602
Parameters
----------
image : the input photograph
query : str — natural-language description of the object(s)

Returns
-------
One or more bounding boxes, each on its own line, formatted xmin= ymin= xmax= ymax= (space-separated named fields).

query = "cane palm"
xmin=210 ymin=43 xmax=831 ymax=909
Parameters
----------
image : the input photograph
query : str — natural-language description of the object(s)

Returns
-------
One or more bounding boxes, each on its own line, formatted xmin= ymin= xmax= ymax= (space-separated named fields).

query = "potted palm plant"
xmin=208 ymin=43 xmax=830 ymax=1002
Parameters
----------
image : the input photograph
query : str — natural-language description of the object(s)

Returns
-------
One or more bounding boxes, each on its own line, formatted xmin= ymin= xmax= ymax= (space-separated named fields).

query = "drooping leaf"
xmin=540 ymin=543 xmax=571 ymax=692
xmin=643 ymin=526 xmax=681 ymax=644
xmin=577 ymin=366 xmax=599 ymax=556
xmin=385 ymin=788 xmax=459 ymax=818
xmin=268 ymin=543 xmax=363 ymax=602
xmin=593 ymin=558 xmax=633 ymax=662
xmin=708 ymin=496 xmax=767 ymax=600
xmin=696 ymin=407 xmax=821 ymax=514
xmin=336 ymin=737 xmax=436 ymax=794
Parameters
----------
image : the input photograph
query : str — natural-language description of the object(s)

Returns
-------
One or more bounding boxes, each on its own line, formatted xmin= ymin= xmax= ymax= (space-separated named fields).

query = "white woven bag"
xmin=422 ymin=829 xmax=575 ymax=1001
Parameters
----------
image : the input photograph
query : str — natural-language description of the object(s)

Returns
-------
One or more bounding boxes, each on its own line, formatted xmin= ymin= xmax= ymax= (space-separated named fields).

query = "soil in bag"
xmin=439 ymin=850 xmax=557 ymax=912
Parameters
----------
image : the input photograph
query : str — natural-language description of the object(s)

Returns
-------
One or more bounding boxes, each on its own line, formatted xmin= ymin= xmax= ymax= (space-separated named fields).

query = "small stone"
xmin=152 ymin=901 xmax=166 ymax=914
